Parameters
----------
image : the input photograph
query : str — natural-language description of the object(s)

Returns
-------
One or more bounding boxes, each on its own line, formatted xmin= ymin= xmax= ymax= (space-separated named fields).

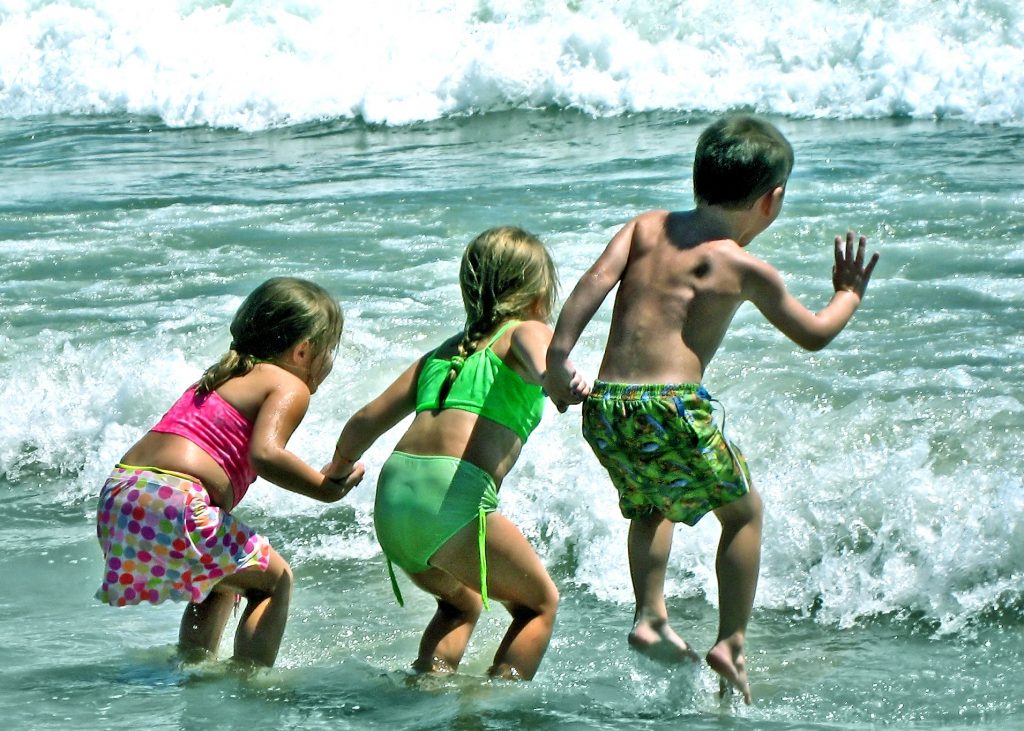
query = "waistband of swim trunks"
xmin=589 ymin=380 xmax=712 ymax=401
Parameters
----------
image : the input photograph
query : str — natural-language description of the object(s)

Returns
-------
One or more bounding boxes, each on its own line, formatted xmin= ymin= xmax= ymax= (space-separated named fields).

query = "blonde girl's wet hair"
xmin=197 ymin=277 xmax=344 ymax=395
xmin=437 ymin=226 xmax=557 ymax=406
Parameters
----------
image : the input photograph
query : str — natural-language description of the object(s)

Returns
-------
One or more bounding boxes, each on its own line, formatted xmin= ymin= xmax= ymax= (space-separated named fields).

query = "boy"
xmin=544 ymin=114 xmax=879 ymax=704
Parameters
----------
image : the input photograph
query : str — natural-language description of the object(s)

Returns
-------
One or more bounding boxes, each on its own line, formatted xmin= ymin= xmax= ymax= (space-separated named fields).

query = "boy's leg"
xmin=178 ymin=591 xmax=234 ymax=661
xmin=706 ymin=487 xmax=763 ymax=704
xmin=407 ymin=567 xmax=484 ymax=673
xmin=214 ymin=546 xmax=294 ymax=668
xmin=627 ymin=513 xmax=700 ymax=662
xmin=430 ymin=512 xmax=559 ymax=680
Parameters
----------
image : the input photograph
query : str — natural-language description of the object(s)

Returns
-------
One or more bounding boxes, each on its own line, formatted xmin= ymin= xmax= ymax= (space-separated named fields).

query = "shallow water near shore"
xmin=1 ymin=91 xmax=1023 ymax=731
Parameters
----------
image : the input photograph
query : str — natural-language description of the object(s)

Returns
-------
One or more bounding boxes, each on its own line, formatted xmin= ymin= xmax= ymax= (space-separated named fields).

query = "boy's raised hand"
xmin=833 ymin=231 xmax=879 ymax=298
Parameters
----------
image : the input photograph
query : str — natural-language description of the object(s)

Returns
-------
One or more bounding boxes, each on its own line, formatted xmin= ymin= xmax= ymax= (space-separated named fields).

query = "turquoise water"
xmin=5 ymin=0 xmax=1024 ymax=726
xmin=1 ymin=110 xmax=1022 ymax=728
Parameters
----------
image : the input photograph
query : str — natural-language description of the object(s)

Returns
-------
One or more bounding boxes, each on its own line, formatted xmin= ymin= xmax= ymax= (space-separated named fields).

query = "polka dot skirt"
xmin=95 ymin=465 xmax=271 ymax=606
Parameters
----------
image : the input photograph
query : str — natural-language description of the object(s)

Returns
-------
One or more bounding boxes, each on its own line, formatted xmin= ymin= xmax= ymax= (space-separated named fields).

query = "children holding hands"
xmin=96 ymin=115 xmax=878 ymax=705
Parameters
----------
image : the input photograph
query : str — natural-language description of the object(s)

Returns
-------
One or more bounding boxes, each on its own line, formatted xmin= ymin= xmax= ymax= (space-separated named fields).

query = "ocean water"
xmin=1 ymin=1 xmax=1023 ymax=729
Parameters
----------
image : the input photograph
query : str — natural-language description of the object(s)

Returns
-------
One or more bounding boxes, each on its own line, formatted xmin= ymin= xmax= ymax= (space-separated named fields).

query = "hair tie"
xmin=449 ymin=355 xmax=466 ymax=373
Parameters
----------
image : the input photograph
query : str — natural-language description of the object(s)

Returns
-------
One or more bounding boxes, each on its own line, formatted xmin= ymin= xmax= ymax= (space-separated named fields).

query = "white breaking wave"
xmin=0 ymin=0 xmax=1021 ymax=129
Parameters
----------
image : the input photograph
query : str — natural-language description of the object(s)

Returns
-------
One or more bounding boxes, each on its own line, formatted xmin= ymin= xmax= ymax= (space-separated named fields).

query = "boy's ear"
xmin=760 ymin=186 xmax=785 ymax=218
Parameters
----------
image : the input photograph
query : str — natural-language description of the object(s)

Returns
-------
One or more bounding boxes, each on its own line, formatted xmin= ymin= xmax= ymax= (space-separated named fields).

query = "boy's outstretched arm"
xmin=544 ymin=219 xmax=635 ymax=409
xmin=746 ymin=231 xmax=879 ymax=351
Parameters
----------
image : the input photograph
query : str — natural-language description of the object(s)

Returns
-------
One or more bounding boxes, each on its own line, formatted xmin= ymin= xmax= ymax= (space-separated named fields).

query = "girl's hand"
xmin=321 ymin=460 xmax=365 ymax=501
xmin=544 ymin=359 xmax=590 ymax=412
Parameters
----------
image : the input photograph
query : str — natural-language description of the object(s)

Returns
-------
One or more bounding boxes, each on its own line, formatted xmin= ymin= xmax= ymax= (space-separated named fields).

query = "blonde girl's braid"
xmin=436 ymin=226 xmax=557 ymax=408
xmin=436 ymin=272 xmax=496 ymax=407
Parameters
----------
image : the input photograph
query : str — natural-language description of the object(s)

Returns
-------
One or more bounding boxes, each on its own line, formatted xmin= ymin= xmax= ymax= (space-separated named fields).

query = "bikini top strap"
xmin=427 ymin=320 xmax=521 ymax=365
xmin=483 ymin=320 xmax=520 ymax=350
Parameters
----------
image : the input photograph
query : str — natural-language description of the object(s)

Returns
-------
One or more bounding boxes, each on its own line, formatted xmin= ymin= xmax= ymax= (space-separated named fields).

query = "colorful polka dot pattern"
xmin=95 ymin=466 xmax=271 ymax=607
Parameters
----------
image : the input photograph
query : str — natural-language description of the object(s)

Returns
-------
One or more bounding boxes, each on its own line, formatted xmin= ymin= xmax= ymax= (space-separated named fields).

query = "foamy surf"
xmin=0 ymin=0 xmax=1021 ymax=129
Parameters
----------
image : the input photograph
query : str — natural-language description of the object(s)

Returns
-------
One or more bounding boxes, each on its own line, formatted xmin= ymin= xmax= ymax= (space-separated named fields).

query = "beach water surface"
xmin=1 ymin=1 xmax=1022 ymax=729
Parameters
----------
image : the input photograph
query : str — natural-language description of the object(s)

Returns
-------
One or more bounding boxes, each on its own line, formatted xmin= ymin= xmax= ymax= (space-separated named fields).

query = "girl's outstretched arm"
xmin=249 ymin=377 xmax=357 ymax=502
xmin=325 ymin=356 xmax=424 ymax=480
xmin=509 ymin=320 xmax=553 ymax=385
xmin=511 ymin=320 xmax=590 ymax=405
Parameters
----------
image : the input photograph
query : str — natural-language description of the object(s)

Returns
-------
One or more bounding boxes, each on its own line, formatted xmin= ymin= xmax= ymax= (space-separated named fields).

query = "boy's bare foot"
xmin=628 ymin=618 xmax=701 ymax=664
xmin=706 ymin=638 xmax=751 ymax=704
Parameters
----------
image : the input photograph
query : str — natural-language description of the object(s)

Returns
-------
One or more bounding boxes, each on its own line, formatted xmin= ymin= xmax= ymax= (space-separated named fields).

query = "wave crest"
xmin=0 ymin=0 xmax=1021 ymax=128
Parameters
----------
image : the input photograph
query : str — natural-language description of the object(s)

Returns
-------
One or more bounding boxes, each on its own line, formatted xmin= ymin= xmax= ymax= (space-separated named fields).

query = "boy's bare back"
xmin=598 ymin=208 xmax=763 ymax=384
xmin=546 ymin=114 xmax=877 ymax=411
xmin=549 ymin=209 xmax=876 ymax=407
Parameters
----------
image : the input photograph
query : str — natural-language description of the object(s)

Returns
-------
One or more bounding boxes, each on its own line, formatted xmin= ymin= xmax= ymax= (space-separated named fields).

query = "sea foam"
xmin=0 ymin=0 xmax=1021 ymax=129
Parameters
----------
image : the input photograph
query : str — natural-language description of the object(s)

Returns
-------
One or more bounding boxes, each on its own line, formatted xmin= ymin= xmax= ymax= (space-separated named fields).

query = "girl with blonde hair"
xmin=326 ymin=227 xmax=584 ymax=679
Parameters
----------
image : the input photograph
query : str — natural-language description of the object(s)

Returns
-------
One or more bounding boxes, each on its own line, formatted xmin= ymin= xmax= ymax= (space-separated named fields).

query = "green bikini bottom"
xmin=373 ymin=451 xmax=499 ymax=608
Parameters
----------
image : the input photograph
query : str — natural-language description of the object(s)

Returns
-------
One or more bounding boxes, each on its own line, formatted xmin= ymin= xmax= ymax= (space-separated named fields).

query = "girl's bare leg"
xmin=178 ymin=590 xmax=234 ymax=661
xmin=430 ymin=513 xmax=559 ymax=680
xmin=408 ymin=568 xmax=483 ymax=673
xmin=215 ymin=547 xmax=294 ymax=668
xmin=706 ymin=487 xmax=763 ymax=704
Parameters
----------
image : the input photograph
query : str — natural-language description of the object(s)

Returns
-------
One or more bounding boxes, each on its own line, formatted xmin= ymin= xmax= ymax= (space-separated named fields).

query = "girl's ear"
xmin=529 ymin=295 xmax=549 ymax=321
xmin=290 ymin=339 xmax=314 ymax=365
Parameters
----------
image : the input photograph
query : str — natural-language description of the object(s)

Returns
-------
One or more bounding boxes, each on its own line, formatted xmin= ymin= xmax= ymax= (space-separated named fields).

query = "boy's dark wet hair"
xmin=693 ymin=115 xmax=794 ymax=210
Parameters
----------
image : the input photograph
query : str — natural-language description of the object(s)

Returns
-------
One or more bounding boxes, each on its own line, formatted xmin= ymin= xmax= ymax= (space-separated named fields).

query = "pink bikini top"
xmin=151 ymin=386 xmax=257 ymax=505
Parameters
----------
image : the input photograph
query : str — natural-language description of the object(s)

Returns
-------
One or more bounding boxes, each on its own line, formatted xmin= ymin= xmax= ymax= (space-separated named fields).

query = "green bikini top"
xmin=415 ymin=320 xmax=545 ymax=442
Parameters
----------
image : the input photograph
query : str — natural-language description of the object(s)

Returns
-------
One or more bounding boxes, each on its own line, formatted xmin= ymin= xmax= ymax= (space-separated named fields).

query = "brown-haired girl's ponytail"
xmin=195 ymin=345 xmax=260 ymax=395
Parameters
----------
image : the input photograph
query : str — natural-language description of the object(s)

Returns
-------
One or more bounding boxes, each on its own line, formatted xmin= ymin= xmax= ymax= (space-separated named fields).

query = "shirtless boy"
xmin=544 ymin=114 xmax=879 ymax=703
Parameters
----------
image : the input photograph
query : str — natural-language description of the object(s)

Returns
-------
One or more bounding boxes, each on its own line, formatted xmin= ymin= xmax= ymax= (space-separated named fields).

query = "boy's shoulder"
xmin=624 ymin=208 xmax=679 ymax=249
xmin=630 ymin=208 xmax=754 ymax=257
xmin=632 ymin=208 xmax=673 ymax=229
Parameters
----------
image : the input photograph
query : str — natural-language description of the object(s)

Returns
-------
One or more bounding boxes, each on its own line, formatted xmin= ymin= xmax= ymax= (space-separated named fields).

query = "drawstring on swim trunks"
xmin=706 ymin=393 xmax=751 ymax=492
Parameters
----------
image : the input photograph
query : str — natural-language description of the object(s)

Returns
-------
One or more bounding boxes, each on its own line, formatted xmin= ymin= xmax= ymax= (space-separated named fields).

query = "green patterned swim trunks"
xmin=582 ymin=381 xmax=751 ymax=526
